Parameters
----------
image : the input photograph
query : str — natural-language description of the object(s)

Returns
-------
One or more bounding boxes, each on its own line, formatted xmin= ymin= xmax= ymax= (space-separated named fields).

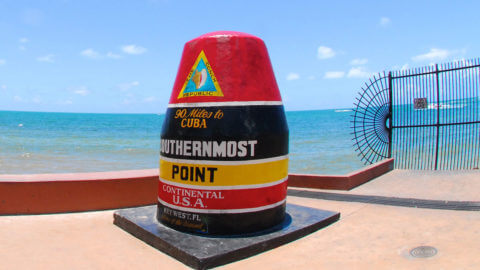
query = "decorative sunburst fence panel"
xmin=352 ymin=59 xmax=480 ymax=170
xmin=351 ymin=73 xmax=391 ymax=165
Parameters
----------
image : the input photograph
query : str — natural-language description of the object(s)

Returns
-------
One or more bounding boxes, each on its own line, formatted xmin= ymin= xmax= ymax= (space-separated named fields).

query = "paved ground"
xmin=344 ymin=170 xmax=480 ymax=201
xmin=1 ymin=170 xmax=479 ymax=269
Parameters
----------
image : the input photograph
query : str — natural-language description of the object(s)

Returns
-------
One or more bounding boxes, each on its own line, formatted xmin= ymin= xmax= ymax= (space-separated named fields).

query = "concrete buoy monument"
xmin=113 ymin=31 xmax=339 ymax=269
xmin=157 ymin=31 xmax=289 ymax=234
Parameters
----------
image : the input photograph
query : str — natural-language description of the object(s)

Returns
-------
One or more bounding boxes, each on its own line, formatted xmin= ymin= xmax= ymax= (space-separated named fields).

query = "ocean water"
xmin=0 ymin=109 xmax=365 ymax=175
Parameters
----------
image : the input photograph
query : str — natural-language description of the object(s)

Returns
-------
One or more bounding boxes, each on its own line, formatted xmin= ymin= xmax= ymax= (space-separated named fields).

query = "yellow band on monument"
xmin=159 ymin=158 xmax=288 ymax=187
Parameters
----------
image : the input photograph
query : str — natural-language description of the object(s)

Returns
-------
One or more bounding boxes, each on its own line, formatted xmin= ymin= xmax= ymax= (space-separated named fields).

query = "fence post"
xmin=434 ymin=64 xmax=440 ymax=170
xmin=388 ymin=72 xmax=393 ymax=158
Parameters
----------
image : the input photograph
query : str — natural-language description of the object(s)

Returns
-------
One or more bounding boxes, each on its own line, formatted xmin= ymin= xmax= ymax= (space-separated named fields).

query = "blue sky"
xmin=0 ymin=0 xmax=479 ymax=113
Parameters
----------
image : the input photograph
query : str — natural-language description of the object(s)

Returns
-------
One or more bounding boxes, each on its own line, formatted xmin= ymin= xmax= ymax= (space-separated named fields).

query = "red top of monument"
xmin=191 ymin=31 xmax=261 ymax=41
xmin=168 ymin=31 xmax=282 ymax=105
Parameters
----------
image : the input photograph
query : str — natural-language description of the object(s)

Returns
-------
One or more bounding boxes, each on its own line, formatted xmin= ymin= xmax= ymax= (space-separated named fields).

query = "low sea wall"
xmin=289 ymin=158 xmax=394 ymax=190
xmin=0 ymin=159 xmax=394 ymax=214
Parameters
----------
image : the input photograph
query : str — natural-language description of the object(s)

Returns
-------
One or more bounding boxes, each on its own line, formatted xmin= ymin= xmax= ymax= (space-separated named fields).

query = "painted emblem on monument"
xmin=177 ymin=50 xmax=223 ymax=99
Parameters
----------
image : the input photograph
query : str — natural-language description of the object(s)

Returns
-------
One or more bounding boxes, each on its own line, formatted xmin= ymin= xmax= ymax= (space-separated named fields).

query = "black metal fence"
xmin=352 ymin=58 xmax=480 ymax=170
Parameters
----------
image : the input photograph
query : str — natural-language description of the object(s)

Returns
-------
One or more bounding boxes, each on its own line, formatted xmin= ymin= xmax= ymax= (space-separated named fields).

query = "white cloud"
xmin=14 ymin=95 xmax=23 ymax=102
xmin=122 ymin=98 xmax=133 ymax=105
xmin=59 ymin=99 xmax=73 ymax=105
xmin=122 ymin=44 xmax=147 ymax=55
xmin=75 ymin=90 xmax=89 ymax=96
xmin=286 ymin=73 xmax=300 ymax=81
xmin=32 ymin=97 xmax=42 ymax=104
xmin=1 ymin=85 xmax=6 ymax=90
xmin=350 ymin=58 xmax=368 ymax=65
xmin=81 ymin=49 xmax=122 ymax=59
xmin=379 ymin=17 xmax=391 ymax=27
xmin=19 ymin=37 xmax=29 ymax=50
xmin=347 ymin=67 xmax=372 ymax=78
xmin=391 ymin=63 xmax=410 ymax=71
xmin=118 ymin=81 xmax=140 ymax=91
xmin=106 ymin=52 xmax=122 ymax=59
xmin=143 ymin=96 xmax=156 ymax=103
xmin=412 ymin=48 xmax=452 ymax=62
xmin=0 ymin=59 xmax=5 ymax=65
xmin=307 ymin=75 xmax=316 ymax=80
xmin=37 ymin=54 xmax=54 ymax=63
xmin=81 ymin=48 xmax=101 ymax=59
xmin=71 ymin=86 xmax=90 ymax=96
xmin=324 ymin=71 xmax=345 ymax=79
xmin=317 ymin=46 xmax=335 ymax=59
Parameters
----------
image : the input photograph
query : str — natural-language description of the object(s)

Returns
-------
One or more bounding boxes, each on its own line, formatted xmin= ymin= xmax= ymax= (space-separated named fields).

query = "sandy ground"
xmin=1 ymin=170 xmax=479 ymax=269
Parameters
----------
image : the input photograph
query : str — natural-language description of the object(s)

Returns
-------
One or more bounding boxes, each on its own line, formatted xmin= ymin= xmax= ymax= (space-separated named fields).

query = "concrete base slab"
xmin=113 ymin=204 xmax=340 ymax=270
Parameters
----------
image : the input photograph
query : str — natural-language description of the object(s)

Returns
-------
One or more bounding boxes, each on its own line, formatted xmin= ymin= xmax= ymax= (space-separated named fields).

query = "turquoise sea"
xmin=0 ymin=109 xmax=365 ymax=175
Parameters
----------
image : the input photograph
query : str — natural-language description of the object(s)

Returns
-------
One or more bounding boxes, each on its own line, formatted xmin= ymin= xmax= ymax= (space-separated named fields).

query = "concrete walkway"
xmin=1 ymin=170 xmax=479 ymax=269
xmin=328 ymin=169 xmax=480 ymax=201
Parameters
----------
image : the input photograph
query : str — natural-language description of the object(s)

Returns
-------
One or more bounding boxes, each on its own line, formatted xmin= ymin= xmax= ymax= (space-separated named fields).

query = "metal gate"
xmin=352 ymin=58 xmax=480 ymax=169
